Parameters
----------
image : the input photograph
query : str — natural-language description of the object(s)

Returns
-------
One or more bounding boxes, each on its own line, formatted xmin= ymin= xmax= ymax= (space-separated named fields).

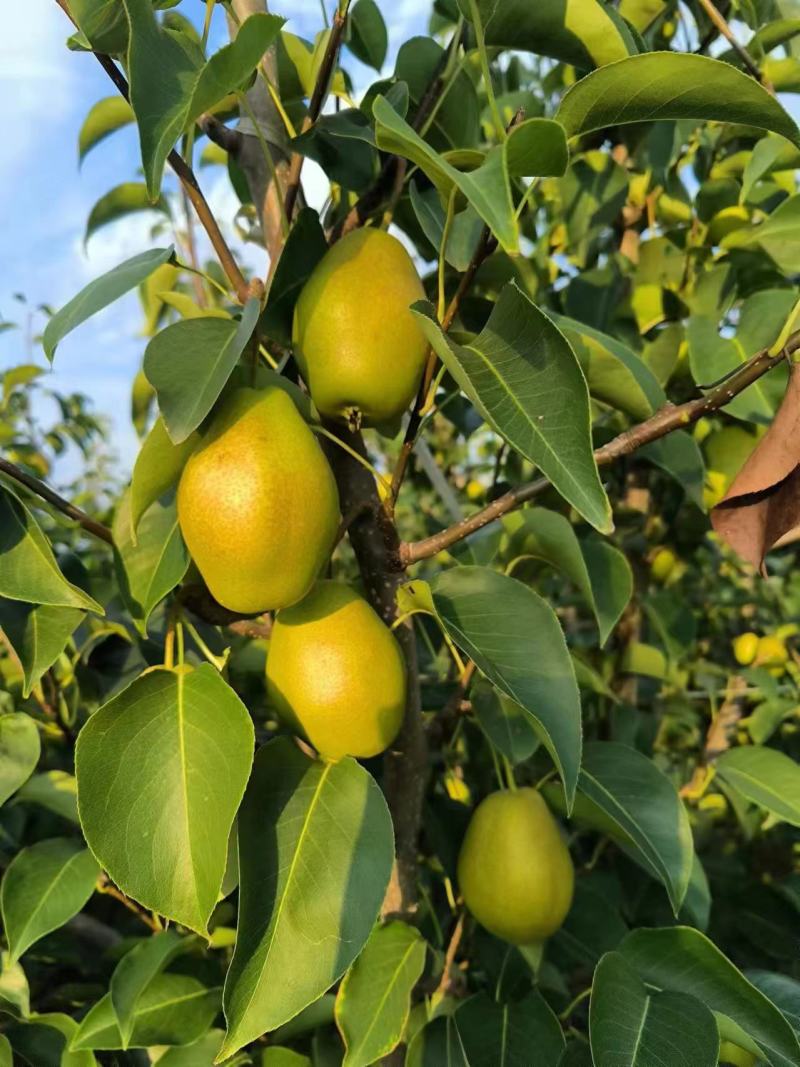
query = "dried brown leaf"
xmin=712 ymin=365 xmax=800 ymax=571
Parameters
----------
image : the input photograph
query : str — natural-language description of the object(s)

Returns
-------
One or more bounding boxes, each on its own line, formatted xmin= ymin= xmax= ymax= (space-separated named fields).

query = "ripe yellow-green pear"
xmin=292 ymin=228 xmax=429 ymax=428
xmin=177 ymin=387 xmax=339 ymax=614
xmin=458 ymin=788 xmax=574 ymax=945
xmin=733 ymin=632 xmax=759 ymax=666
xmin=266 ymin=581 xmax=406 ymax=760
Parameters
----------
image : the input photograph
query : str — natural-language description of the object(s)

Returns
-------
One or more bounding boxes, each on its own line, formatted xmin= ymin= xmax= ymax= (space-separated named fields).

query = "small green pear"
xmin=266 ymin=580 xmax=406 ymax=760
xmin=177 ymin=387 xmax=339 ymax=614
xmin=292 ymin=228 xmax=429 ymax=428
xmin=458 ymin=788 xmax=574 ymax=945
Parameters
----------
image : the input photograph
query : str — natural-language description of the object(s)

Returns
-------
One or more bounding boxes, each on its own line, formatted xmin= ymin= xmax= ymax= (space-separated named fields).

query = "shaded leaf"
xmin=78 ymin=96 xmax=135 ymax=164
xmin=0 ymin=487 xmax=102 ymax=613
xmin=715 ymin=746 xmax=800 ymax=827
xmin=1 ymin=838 xmax=99 ymax=962
xmin=472 ymin=681 xmax=539 ymax=765
xmin=556 ymin=54 xmax=800 ymax=145
xmin=620 ymin=926 xmax=800 ymax=1067
xmin=590 ymin=951 xmax=719 ymax=1067
xmin=113 ymin=490 xmax=189 ymax=636
xmin=71 ymin=973 xmax=220 ymax=1051
xmin=124 ymin=0 xmax=284 ymax=197
xmin=483 ymin=0 xmax=635 ymax=67
xmin=130 ymin=416 xmax=200 ymax=538
xmin=85 ymin=183 xmax=170 ymax=246
xmin=456 ymin=990 xmax=565 ymax=1067
xmin=406 ymin=1014 xmax=470 ymax=1067
xmin=76 ymin=665 xmax=254 ymax=935
xmin=16 ymin=771 xmax=79 ymax=825
xmin=144 ymin=297 xmax=261 ymax=443
xmin=640 ymin=431 xmax=706 ymax=509
xmin=110 ymin=930 xmax=186 ymax=1048
xmin=0 ymin=715 xmax=40 ymax=805
xmin=0 ymin=600 xmax=84 ymax=697
xmin=261 ymin=209 xmax=327 ymax=347
xmin=687 ymin=317 xmax=773 ymax=425
xmin=413 ymin=286 xmax=612 ymax=533
xmin=428 ymin=566 xmax=582 ymax=809
xmin=547 ymin=741 xmax=694 ymax=913
xmin=348 ymin=0 xmax=387 ymax=70
xmin=335 ymin=921 xmax=426 ymax=1067
xmin=220 ymin=738 xmax=394 ymax=1058
xmin=42 ymin=246 xmax=174 ymax=362
xmin=712 ymin=366 xmax=800 ymax=570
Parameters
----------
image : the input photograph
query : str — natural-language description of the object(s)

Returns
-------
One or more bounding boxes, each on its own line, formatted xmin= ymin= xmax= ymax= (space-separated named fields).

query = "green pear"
xmin=266 ymin=580 xmax=406 ymax=760
xmin=292 ymin=228 xmax=429 ymax=429
xmin=458 ymin=788 xmax=574 ymax=945
xmin=177 ymin=387 xmax=339 ymax=614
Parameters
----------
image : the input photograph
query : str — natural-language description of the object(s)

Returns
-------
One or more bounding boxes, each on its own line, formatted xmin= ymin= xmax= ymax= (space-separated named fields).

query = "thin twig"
xmin=97 ymin=878 xmax=162 ymax=932
xmin=0 ymin=457 xmax=113 ymax=544
xmin=400 ymin=333 xmax=800 ymax=566
xmin=433 ymin=911 xmax=465 ymax=1001
xmin=53 ymin=0 xmax=253 ymax=305
xmin=282 ymin=1 xmax=351 ymax=223
xmin=695 ymin=0 xmax=772 ymax=89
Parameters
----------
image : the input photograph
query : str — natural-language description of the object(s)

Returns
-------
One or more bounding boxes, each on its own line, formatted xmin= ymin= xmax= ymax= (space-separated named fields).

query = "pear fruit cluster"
xmin=458 ymin=788 xmax=574 ymax=944
xmin=293 ymin=228 xmax=429 ymax=430
xmin=177 ymin=386 xmax=339 ymax=614
xmin=266 ymin=581 xmax=406 ymax=760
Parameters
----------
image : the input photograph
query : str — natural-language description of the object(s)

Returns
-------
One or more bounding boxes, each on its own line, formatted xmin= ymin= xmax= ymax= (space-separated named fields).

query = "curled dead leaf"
xmin=712 ymin=364 xmax=800 ymax=572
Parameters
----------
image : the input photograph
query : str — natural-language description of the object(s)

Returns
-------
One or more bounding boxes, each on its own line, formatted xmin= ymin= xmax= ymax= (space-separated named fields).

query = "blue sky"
xmin=0 ymin=0 xmax=425 ymax=483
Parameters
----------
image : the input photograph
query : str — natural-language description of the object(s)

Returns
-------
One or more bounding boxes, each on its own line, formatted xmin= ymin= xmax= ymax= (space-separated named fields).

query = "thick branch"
xmin=400 ymin=335 xmax=800 ymax=566
xmin=0 ymin=457 xmax=113 ymax=544
xmin=282 ymin=2 xmax=350 ymax=223
xmin=53 ymin=0 xmax=252 ymax=305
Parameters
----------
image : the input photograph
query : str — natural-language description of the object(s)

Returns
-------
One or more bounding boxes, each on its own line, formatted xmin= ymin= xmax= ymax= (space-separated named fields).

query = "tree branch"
xmin=53 ymin=0 xmax=254 ymax=305
xmin=400 ymin=334 xmax=800 ymax=566
xmin=695 ymin=0 xmax=772 ymax=89
xmin=282 ymin=1 xmax=351 ymax=224
xmin=0 ymin=457 xmax=113 ymax=544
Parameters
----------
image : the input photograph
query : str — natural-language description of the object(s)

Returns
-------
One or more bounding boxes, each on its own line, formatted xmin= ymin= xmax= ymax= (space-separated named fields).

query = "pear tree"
xmin=1 ymin=0 xmax=800 ymax=1064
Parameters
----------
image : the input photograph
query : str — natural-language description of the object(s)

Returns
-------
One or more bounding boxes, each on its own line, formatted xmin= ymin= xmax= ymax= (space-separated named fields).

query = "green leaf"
xmin=472 ymin=681 xmax=540 ymax=765
xmin=144 ymin=297 xmax=261 ymax=443
xmin=0 ymin=600 xmax=84 ymax=697
xmin=0 ymin=714 xmax=40 ymax=804
xmin=620 ymin=927 xmax=800 ymax=1067
xmin=151 ymin=1029 xmax=226 ymax=1065
xmin=348 ymin=0 xmax=388 ymax=70
xmin=71 ymin=973 xmax=220 ymax=1051
xmin=0 ymin=1034 xmax=9 ymax=1067
xmin=1 ymin=838 xmax=99 ymax=962
xmin=590 ymin=951 xmax=719 ymax=1067
xmin=548 ymin=741 xmax=693 ymax=913
xmin=687 ymin=317 xmax=773 ymax=424
xmin=503 ymin=510 xmax=630 ymax=642
xmin=130 ymin=416 xmax=200 ymax=538
xmin=747 ymin=972 xmax=800 ymax=1035
xmin=0 ymin=488 xmax=102 ymax=613
xmin=551 ymin=315 xmax=665 ymax=421
xmin=112 ymin=490 xmax=189 ymax=636
xmin=483 ymin=0 xmax=635 ymax=67
xmin=78 ymin=96 xmax=135 ymax=164
xmin=429 ymin=566 xmax=582 ymax=810
xmin=220 ymin=737 xmax=394 ymax=1058
xmin=413 ymin=286 xmax=611 ymax=533
xmin=75 ymin=665 xmax=254 ymax=935
xmin=261 ymin=209 xmax=328 ymax=347
xmin=556 ymin=53 xmax=800 ymax=145
xmin=0 ymin=953 xmax=29 ymax=1018
xmin=84 ymin=183 xmax=170 ymax=246
xmin=722 ymin=194 xmax=800 ymax=273
xmin=110 ymin=930 xmax=186 ymax=1049
xmin=715 ymin=746 xmax=800 ymax=827
xmin=71 ymin=0 xmax=128 ymax=53
xmin=374 ymin=97 xmax=568 ymax=251
xmin=639 ymin=431 xmax=706 ymax=509
xmin=5 ymin=1013 xmax=97 ymax=1067
xmin=42 ymin=246 xmax=174 ymax=362
xmin=456 ymin=990 xmax=566 ymax=1066
xmin=335 ymin=922 xmax=426 ymax=1067
xmin=410 ymin=185 xmax=483 ymax=271
xmin=16 ymin=771 xmax=79 ymax=825
xmin=262 ymin=1049 xmax=312 ymax=1067
xmin=406 ymin=1015 xmax=470 ymax=1067
xmin=123 ymin=0 xmax=284 ymax=197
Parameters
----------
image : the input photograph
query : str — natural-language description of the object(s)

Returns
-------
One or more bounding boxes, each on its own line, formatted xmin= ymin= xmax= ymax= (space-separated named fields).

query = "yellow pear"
xmin=177 ymin=387 xmax=339 ymax=614
xmin=458 ymin=788 xmax=574 ymax=945
xmin=292 ymin=228 xmax=429 ymax=428
xmin=266 ymin=581 xmax=406 ymax=760
xmin=732 ymin=632 xmax=759 ymax=666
